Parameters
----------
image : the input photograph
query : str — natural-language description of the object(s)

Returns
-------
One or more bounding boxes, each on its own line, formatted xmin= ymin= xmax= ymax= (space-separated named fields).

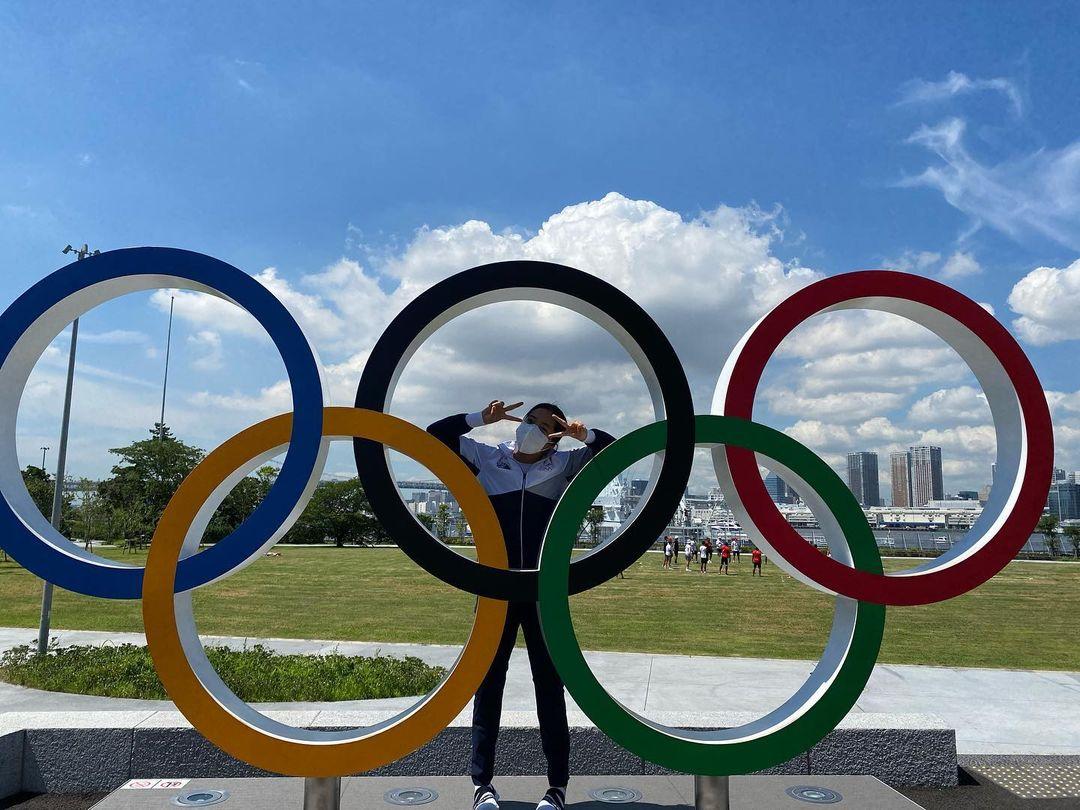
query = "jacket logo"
xmin=497 ymin=458 xmax=512 ymax=470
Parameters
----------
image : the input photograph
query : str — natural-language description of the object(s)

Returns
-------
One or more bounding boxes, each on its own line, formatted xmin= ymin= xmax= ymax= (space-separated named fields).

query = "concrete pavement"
xmin=2 ymin=626 xmax=1077 ymax=756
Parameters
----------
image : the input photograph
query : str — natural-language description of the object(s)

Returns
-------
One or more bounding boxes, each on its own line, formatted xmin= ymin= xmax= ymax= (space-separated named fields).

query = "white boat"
xmin=708 ymin=508 xmax=747 ymax=539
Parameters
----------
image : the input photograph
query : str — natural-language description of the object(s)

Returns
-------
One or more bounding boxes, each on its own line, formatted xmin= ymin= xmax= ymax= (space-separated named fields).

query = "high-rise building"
xmin=890 ymin=452 xmax=912 ymax=508
xmin=1048 ymin=482 xmax=1080 ymax=520
xmin=846 ymin=451 xmax=881 ymax=507
xmin=909 ymin=445 xmax=944 ymax=507
xmin=1052 ymin=467 xmax=1068 ymax=484
xmin=764 ymin=472 xmax=791 ymax=504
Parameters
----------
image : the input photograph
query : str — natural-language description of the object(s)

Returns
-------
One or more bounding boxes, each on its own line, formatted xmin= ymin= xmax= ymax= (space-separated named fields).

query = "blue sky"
xmin=1 ymin=2 xmax=1078 ymax=497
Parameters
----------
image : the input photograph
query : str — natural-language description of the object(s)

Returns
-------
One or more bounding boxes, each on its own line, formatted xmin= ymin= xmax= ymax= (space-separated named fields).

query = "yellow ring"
xmin=142 ymin=406 xmax=508 ymax=776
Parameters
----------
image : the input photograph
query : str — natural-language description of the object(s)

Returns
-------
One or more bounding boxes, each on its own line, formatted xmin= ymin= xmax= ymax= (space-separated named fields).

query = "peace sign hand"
xmin=548 ymin=413 xmax=588 ymax=442
xmin=481 ymin=400 xmax=524 ymax=425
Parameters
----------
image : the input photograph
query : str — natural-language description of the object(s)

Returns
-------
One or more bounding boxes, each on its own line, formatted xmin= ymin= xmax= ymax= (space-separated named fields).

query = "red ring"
xmin=722 ymin=271 xmax=1052 ymax=606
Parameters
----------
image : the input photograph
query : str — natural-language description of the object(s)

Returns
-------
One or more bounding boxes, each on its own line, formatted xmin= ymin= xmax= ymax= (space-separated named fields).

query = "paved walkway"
xmin=2 ymin=627 xmax=1078 ymax=756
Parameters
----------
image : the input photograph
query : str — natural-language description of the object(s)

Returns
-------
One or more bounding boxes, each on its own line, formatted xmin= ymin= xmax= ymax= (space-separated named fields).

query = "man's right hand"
xmin=482 ymin=399 xmax=524 ymax=424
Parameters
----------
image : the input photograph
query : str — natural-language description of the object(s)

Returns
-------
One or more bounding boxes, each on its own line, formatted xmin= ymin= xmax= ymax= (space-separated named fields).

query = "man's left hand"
xmin=548 ymin=414 xmax=588 ymax=442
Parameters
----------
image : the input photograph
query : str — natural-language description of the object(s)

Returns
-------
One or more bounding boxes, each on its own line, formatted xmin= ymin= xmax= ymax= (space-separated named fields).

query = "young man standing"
xmin=751 ymin=547 xmax=763 ymax=576
xmin=428 ymin=400 xmax=615 ymax=810
xmin=719 ymin=541 xmax=731 ymax=574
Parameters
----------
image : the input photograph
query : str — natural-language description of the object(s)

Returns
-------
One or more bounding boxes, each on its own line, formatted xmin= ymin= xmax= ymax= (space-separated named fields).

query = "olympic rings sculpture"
xmin=0 ymin=247 xmax=1052 ymax=778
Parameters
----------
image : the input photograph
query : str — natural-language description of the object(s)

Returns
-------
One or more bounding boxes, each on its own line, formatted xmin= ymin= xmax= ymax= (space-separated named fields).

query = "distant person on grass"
xmin=428 ymin=399 xmax=615 ymax=810
xmin=732 ymin=539 xmax=741 ymax=563
xmin=719 ymin=541 xmax=731 ymax=574
xmin=671 ymin=534 xmax=679 ymax=566
xmin=699 ymin=540 xmax=708 ymax=573
xmin=684 ymin=538 xmax=694 ymax=572
xmin=752 ymin=547 xmax=763 ymax=576
xmin=663 ymin=538 xmax=673 ymax=570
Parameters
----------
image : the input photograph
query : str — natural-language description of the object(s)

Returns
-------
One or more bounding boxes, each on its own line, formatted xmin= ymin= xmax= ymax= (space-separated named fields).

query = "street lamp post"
xmin=159 ymin=295 xmax=174 ymax=433
xmin=37 ymin=243 xmax=98 ymax=655
xmin=40 ymin=446 xmax=49 ymax=469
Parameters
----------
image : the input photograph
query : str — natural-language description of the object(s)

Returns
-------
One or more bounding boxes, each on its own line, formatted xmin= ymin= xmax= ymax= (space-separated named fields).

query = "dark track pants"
xmin=470 ymin=601 xmax=570 ymax=788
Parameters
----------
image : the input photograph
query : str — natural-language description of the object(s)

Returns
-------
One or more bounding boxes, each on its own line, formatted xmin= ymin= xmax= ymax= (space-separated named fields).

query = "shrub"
xmin=0 ymin=642 xmax=446 ymax=702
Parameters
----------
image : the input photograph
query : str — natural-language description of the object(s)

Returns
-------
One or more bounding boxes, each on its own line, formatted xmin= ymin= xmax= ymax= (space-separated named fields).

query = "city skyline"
xmin=842 ymin=446 xmax=949 ymax=508
xmin=3 ymin=5 xmax=1079 ymax=496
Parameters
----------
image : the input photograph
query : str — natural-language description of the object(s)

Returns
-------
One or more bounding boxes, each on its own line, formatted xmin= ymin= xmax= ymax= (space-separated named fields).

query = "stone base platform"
xmin=90 ymin=775 xmax=920 ymax=809
xmin=0 ymin=710 xmax=957 ymax=799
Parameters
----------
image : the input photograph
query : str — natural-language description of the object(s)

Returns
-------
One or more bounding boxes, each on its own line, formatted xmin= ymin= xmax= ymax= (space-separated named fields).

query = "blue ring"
xmin=0 ymin=247 xmax=324 ymax=598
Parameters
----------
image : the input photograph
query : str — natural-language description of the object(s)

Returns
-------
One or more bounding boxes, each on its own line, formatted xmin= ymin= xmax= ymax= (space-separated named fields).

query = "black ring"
xmin=353 ymin=260 xmax=694 ymax=601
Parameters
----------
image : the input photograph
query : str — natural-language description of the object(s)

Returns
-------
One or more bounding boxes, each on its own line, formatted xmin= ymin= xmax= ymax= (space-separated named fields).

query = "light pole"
xmin=40 ymin=446 xmax=49 ymax=469
xmin=159 ymin=295 xmax=174 ymax=436
xmin=37 ymin=243 xmax=99 ymax=655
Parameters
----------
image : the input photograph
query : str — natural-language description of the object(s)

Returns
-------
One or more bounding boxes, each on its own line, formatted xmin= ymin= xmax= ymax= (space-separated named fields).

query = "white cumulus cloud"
xmin=939 ymin=251 xmax=982 ymax=279
xmin=151 ymin=267 xmax=345 ymax=346
xmin=880 ymin=249 xmax=981 ymax=280
xmin=907 ymin=385 xmax=990 ymax=426
xmin=83 ymin=191 xmax=821 ymax=483
xmin=1008 ymin=258 xmax=1080 ymax=345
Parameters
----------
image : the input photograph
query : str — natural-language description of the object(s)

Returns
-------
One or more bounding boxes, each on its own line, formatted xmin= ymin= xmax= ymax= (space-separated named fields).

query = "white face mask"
xmin=515 ymin=421 xmax=551 ymax=454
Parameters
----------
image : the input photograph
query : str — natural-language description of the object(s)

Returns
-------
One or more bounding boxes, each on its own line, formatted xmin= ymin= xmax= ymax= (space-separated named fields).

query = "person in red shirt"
xmin=751 ymin=547 xmax=763 ymax=576
xmin=719 ymin=542 xmax=731 ymax=574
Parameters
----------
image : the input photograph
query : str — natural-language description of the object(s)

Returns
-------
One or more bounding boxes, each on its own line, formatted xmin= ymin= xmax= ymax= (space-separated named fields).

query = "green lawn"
xmin=0 ymin=546 xmax=1075 ymax=670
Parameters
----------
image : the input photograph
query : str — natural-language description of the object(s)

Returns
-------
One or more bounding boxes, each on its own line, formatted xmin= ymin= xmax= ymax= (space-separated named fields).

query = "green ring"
xmin=537 ymin=415 xmax=885 ymax=775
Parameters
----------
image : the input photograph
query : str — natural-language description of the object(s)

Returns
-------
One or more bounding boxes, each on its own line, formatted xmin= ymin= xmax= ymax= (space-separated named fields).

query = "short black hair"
xmin=527 ymin=402 xmax=566 ymax=442
xmin=527 ymin=402 xmax=566 ymax=422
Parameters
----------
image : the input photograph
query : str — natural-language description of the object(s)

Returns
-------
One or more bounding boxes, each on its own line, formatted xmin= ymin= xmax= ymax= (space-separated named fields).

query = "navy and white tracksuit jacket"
xmin=426 ymin=412 xmax=615 ymax=571
xmin=426 ymin=411 xmax=615 ymax=790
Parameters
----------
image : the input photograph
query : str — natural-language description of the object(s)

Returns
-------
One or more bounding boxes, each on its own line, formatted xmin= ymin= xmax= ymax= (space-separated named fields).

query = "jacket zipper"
xmin=519 ymin=461 xmax=527 ymax=568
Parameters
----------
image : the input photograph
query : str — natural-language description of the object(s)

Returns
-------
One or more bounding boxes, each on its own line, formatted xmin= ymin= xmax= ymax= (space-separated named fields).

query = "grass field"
xmin=0 ymin=546 xmax=1075 ymax=670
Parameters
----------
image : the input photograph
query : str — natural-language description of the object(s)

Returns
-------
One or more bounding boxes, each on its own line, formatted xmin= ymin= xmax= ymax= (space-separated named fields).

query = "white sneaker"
xmin=473 ymin=784 xmax=500 ymax=810
xmin=537 ymin=786 xmax=566 ymax=809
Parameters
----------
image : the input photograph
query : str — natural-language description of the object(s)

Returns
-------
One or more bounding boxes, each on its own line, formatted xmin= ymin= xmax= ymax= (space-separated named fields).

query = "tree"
xmin=434 ymin=502 xmax=451 ymax=541
xmin=97 ymin=423 xmax=204 ymax=541
xmin=454 ymin=509 xmax=469 ymax=545
xmin=203 ymin=463 xmax=282 ymax=544
xmin=204 ymin=473 xmax=274 ymax=545
xmin=1038 ymin=513 xmax=1061 ymax=558
xmin=70 ymin=477 xmax=104 ymax=550
xmin=1064 ymin=525 xmax=1080 ymax=559
xmin=283 ymin=478 xmax=388 ymax=547
xmin=22 ymin=465 xmax=53 ymax=517
xmin=20 ymin=466 xmax=74 ymax=534
xmin=580 ymin=505 xmax=605 ymax=548
xmin=253 ymin=464 xmax=279 ymax=496
xmin=105 ymin=501 xmax=153 ymax=550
